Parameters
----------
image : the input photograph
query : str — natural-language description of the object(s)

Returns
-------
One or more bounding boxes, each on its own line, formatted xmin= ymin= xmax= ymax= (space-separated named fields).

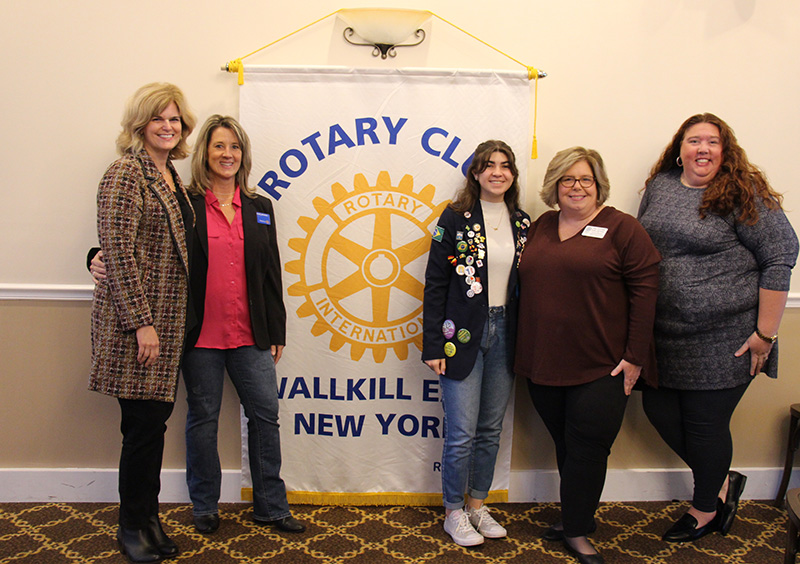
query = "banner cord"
xmin=221 ymin=9 xmax=541 ymax=158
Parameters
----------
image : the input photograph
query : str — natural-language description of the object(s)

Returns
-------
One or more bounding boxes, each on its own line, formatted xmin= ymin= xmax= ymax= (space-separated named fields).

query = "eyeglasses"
xmin=560 ymin=176 xmax=595 ymax=188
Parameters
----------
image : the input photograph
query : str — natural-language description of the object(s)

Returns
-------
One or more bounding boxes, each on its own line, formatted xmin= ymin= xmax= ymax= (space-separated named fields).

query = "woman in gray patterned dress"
xmin=638 ymin=113 xmax=798 ymax=543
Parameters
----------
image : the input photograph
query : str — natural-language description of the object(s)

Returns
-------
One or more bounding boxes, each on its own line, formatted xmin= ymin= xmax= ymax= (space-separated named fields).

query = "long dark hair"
xmin=450 ymin=140 xmax=521 ymax=214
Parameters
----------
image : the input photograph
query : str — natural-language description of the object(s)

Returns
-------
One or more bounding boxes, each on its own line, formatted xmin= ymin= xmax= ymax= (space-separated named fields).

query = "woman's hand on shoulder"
xmin=90 ymin=250 xmax=107 ymax=284
xmin=424 ymin=358 xmax=446 ymax=377
xmin=611 ymin=359 xmax=641 ymax=395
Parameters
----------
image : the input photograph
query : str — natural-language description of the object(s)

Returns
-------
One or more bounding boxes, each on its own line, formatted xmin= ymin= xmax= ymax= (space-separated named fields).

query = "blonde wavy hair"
xmin=540 ymin=147 xmax=610 ymax=208
xmin=115 ymin=82 xmax=196 ymax=160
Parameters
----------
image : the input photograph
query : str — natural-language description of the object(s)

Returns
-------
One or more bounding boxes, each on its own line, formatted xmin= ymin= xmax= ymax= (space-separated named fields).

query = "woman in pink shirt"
xmin=181 ymin=115 xmax=305 ymax=535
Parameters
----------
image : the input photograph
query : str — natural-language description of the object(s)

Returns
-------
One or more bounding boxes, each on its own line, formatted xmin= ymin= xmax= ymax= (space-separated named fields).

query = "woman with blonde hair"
xmin=90 ymin=82 xmax=196 ymax=562
xmin=90 ymin=114 xmax=305 ymax=538
xmin=516 ymin=147 xmax=660 ymax=564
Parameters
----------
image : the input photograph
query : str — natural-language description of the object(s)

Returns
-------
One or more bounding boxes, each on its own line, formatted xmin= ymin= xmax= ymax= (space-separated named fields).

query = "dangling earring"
xmin=676 ymin=156 xmax=683 ymax=167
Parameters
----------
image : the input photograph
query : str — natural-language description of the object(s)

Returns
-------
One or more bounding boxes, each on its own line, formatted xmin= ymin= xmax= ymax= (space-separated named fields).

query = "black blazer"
xmin=422 ymin=202 xmax=530 ymax=380
xmin=185 ymin=192 xmax=286 ymax=351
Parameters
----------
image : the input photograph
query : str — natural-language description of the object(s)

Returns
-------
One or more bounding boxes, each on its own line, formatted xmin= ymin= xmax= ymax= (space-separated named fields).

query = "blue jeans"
xmin=439 ymin=307 xmax=514 ymax=510
xmin=183 ymin=346 xmax=290 ymax=521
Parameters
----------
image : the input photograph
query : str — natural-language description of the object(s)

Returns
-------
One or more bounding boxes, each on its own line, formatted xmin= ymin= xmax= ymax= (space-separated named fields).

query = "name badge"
xmin=582 ymin=225 xmax=607 ymax=239
xmin=257 ymin=212 xmax=271 ymax=225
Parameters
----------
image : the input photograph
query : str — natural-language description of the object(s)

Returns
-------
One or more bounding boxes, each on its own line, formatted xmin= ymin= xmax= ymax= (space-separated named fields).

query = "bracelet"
xmin=755 ymin=327 xmax=778 ymax=344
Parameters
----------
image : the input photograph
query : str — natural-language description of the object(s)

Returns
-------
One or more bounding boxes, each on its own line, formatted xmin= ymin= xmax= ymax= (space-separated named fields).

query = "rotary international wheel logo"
xmin=285 ymin=171 xmax=447 ymax=362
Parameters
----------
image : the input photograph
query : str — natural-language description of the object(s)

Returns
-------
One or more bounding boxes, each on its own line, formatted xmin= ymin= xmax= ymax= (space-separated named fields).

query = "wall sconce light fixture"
xmin=339 ymin=8 xmax=430 ymax=59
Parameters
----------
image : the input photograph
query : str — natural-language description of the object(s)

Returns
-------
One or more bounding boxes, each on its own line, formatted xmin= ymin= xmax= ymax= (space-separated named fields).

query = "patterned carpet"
xmin=0 ymin=500 xmax=790 ymax=563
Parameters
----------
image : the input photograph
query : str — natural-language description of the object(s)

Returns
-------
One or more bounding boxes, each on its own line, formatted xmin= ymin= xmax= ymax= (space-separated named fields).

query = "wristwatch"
xmin=755 ymin=327 xmax=778 ymax=344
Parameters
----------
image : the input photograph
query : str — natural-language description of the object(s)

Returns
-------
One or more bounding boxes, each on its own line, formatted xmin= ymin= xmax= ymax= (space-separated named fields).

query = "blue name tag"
xmin=257 ymin=212 xmax=271 ymax=225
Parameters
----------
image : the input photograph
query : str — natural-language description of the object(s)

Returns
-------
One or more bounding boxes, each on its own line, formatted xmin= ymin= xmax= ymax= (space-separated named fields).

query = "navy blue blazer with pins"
xmin=422 ymin=201 xmax=530 ymax=381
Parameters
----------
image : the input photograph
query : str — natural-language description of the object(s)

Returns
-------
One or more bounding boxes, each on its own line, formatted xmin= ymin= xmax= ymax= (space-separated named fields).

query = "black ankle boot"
xmin=146 ymin=515 xmax=179 ymax=557
xmin=117 ymin=525 xmax=162 ymax=563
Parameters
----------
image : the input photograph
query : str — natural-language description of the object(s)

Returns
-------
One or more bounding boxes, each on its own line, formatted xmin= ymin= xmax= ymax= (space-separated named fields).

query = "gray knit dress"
xmin=638 ymin=171 xmax=798 ymax=390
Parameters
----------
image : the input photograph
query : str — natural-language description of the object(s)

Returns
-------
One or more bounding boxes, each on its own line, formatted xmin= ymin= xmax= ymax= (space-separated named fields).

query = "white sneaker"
xmin=444 ymin=508 xmax=484 ymax=546
xmin=466 ymin=505 xmax=507 ymax=538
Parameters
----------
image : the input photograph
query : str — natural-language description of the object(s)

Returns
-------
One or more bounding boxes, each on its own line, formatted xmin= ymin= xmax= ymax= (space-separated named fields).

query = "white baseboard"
xmin=0 ymin=468 xmax=243 ymax=503
xmin=509 ymin=467 xmax=800 ymax=503
xmin=3 ymin=467 xmax=798 ymax=504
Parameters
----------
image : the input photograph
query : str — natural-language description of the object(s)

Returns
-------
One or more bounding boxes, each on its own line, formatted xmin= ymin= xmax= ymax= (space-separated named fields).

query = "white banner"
xmin=239 ymin=66 xmax=530 ymax=505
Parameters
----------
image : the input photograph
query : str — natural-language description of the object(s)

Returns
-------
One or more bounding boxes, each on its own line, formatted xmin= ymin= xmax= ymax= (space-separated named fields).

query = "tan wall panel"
xmin=2 ymin=301 xmax=798 ymax=473
xmin=511 ymin=309 xmax=800 ymax=470
xmin=0 ymin=301 xmax=241 ymax=469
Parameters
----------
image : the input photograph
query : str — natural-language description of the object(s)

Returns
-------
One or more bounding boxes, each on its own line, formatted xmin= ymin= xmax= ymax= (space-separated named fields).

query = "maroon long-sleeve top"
xmin=514 ymin=207 xmax=661 ymax=387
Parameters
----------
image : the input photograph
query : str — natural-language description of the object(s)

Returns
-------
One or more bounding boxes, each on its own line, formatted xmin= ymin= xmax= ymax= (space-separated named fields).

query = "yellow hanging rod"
xmin=221 ymin=8 xmax=547 ymax=84
xmin=220 ymin=8 xmax=545 ymax=158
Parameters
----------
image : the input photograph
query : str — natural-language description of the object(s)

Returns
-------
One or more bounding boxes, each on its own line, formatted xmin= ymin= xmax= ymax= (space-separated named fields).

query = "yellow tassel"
xmin=223 ymin=59 xmax=245 ymax=85
xmin=236 ymin=58 xmax=244 ymax=85
xmin=531 ymin=67 xmax=539 ymax=159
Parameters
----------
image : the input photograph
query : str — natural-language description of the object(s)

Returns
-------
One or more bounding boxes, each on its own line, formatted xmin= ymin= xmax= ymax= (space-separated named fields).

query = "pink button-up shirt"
xmin=195 ymin=188 xmax=255 ymax=349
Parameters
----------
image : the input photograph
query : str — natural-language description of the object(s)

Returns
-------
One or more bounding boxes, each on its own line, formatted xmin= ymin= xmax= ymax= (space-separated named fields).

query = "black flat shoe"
xmin=117 ymin=526 xmax=162 ymax=563
xmin=662 ymin=511 xmax=720 ymax=543
xmin=193 ymin=513 xmax=220 ymax=534
xmin=719 ymin=471 xmax=747 ymax=535
xmin=255 ymin=515 xmax=306 ymax=533
xmin=146 ymin=515 xmax=178 ymax=557
xmin=542 ymin=519 xmax=597 ymax=541
xmin=563 ymin=537 xmax=605 ymax=564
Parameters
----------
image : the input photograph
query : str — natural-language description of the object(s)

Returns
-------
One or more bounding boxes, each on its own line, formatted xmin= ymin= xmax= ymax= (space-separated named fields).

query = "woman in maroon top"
xmin=181 ymin=116 xmax=305 ymax=535
xmin=515 ymin=147 xmax=660 ymax=564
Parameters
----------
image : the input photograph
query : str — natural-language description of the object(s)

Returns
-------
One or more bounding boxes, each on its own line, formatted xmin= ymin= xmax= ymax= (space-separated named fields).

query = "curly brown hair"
xmin=645 ymin=113 xmax=782 ymax=225
xmin=450 ymin=140 xmax=521 ymax=214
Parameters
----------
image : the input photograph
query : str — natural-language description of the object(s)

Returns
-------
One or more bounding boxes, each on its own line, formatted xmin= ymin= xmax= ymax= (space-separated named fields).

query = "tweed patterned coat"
xmin=89 ymin=150 xmax=191 ymax=402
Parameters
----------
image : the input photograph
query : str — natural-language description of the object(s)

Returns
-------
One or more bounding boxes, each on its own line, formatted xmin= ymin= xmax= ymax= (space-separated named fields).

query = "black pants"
xmin=118 ymin=398 xmax=174 ymax=529
xmin=642 ymin=382 xmax=749 ymax=513
xmin=527 ymin=375 xmax=629 ymax=537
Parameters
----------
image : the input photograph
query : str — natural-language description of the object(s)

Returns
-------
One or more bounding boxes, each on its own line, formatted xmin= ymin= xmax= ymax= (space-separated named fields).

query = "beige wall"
xmin=512 ymin=309 xmax=800 ymax=471
xmin=3 ymin=1 xmax=800 ymax=289
xmin=0 ymin=301 xmax=240 ymax=469
xmin=1 ymin=1 xmax=799 ymax=477
xmin=1 ymin=301 xmax=799 ymax=473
